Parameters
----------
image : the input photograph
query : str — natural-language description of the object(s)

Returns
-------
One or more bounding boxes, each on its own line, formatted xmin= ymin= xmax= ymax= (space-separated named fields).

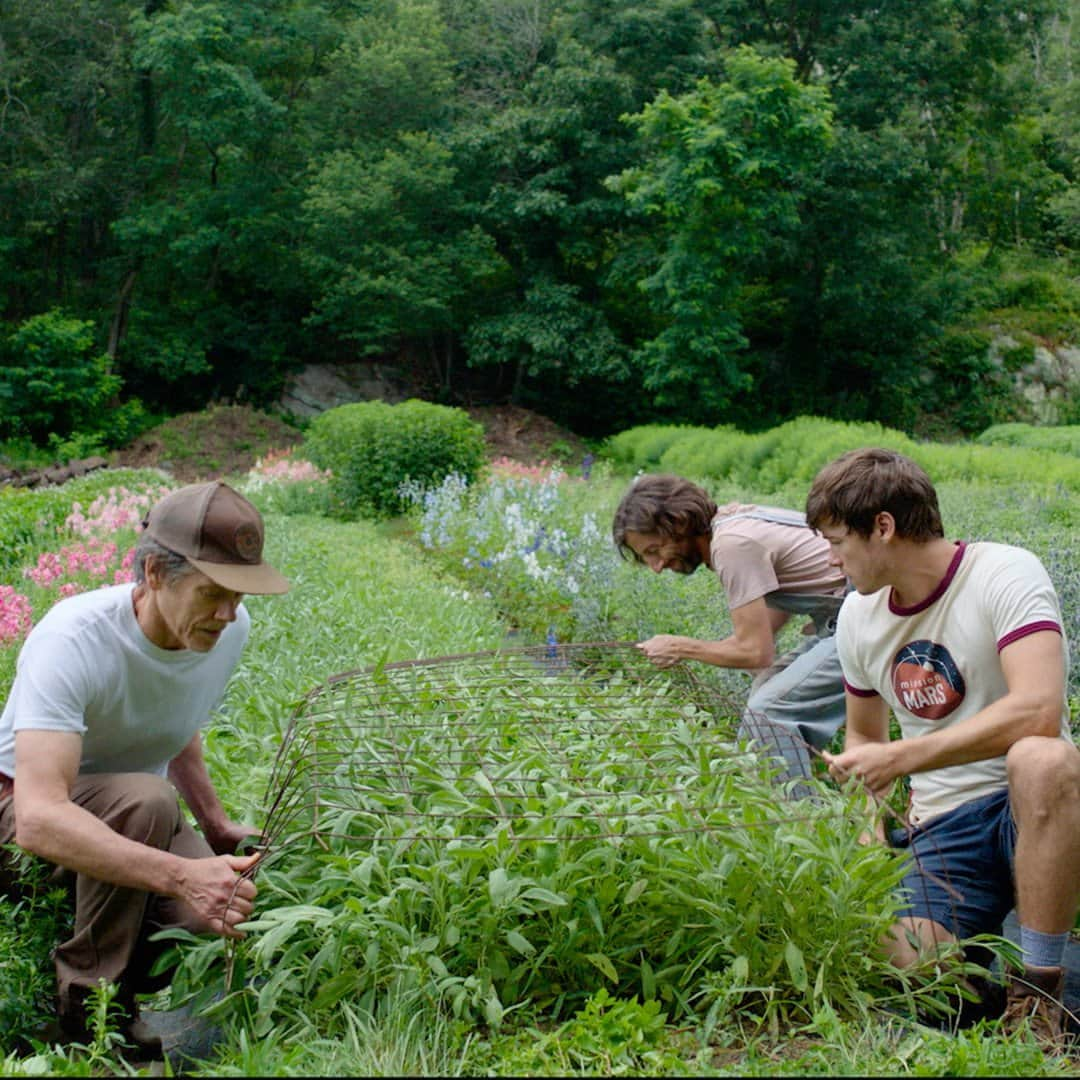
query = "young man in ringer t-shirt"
xmin=805 ymin=447 xmax=1080 ymax=1047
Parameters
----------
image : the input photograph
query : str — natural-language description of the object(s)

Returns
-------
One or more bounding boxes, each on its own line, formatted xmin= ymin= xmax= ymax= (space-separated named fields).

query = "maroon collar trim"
xmin=889 ymin=541 xmax=966 ymax=616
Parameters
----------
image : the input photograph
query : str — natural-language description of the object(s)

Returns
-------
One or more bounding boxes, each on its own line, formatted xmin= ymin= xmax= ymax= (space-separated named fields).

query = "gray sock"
xmin=1019 ymin=925 xmax=1069 ymax=970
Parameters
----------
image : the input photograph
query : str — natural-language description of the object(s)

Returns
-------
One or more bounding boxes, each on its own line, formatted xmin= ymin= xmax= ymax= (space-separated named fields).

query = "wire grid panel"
xmin=260 ymin=643 xmax=754 ymax=858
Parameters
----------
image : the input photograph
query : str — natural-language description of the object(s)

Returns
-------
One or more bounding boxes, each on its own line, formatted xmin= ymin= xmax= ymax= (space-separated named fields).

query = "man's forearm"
xmin=15 ymin=797 xmax=185 ymax=896
xmin=890 ymin=693 xmax=1060 ymax=777
xmin=168 ymin=735 xmax=230 ymax=835
xmin=639 ymin=633 xmax=772 ymax=670
xmin=687 ymin=634 xmax=772 ymax=669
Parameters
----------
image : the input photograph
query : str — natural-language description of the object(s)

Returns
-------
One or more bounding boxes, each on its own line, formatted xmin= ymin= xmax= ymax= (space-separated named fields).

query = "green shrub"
xmin=608 ymin=416 xmax=1080 ymax=495
xmin=976 ymin=422 xmax=1080 ymax=457
xmin=0 ymin=437 xmax=56 ymax=472
xmin=303 ymin=399 xmax=487 ymax=518
xmin=0 ymin=310 xmax=120 ymax=442
xmin=604 ymin=425 xmax=706 ymax=468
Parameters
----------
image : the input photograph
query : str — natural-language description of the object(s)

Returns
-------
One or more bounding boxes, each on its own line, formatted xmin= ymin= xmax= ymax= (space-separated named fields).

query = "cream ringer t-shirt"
xmin=836 ymin=541 xmax=1071 ymax=824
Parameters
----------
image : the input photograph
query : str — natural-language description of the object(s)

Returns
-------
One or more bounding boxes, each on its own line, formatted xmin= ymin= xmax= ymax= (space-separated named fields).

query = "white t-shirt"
xmin=0 ymin=583 xmax=249 ymax=778
xmin=837 ymin=541 xmax=1071 ymax=824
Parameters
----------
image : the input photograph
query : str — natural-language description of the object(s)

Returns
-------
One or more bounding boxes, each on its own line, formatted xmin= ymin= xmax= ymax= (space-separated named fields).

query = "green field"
xmin=0 ymin=421 xmax=1076 ymax=1076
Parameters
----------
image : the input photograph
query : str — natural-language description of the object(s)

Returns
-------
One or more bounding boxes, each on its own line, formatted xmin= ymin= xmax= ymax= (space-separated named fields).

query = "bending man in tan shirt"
xmin=613 ymin=474 xmax=848 ymax=792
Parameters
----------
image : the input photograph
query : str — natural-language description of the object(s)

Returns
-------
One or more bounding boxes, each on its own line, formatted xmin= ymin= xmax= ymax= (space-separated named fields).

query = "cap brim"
xmin=189 ymin=557 xmax=291 ymax=595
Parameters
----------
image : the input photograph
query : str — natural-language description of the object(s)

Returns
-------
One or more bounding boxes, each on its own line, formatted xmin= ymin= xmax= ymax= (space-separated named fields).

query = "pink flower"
xmin=114 ymin=546 xmax=136 ymax=584
xmin=65 ymin=486 xmax=171 ymax=539
xmin=247 ymin=447 xmax=331 ymax=484
xmin=25 ymin=538 xmax=130 ymax=595
xmin=0 ymin=586 xmax=32 ymax=644
xmin=489 ymin=457 xmax=573 ymax=483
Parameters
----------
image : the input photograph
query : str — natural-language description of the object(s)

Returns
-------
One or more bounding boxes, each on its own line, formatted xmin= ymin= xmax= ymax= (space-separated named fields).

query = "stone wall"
xmin=279 ymin=361 xmax=421 ymax=418
xmin=0 ymin=455 xmax=109 ymax=489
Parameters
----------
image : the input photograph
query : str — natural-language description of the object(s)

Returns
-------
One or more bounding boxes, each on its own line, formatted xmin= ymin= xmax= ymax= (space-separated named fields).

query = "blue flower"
xmin=523 ymin=526 xmax=546 ymax=554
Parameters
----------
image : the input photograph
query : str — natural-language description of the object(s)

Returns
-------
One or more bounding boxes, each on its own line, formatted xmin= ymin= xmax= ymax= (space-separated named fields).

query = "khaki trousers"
xmin=0 ymin=772 xmax=212 ymax=1012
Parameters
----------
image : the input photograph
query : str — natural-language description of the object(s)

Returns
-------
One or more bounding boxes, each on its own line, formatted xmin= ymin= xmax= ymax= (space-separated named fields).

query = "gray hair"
xmin=132 ymin=535 xmax=198 ymax=586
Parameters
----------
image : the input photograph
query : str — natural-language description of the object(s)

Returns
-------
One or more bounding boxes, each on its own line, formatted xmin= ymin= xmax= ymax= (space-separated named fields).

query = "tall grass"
xmin=606 ymin=416 xmax=1080 ymax=494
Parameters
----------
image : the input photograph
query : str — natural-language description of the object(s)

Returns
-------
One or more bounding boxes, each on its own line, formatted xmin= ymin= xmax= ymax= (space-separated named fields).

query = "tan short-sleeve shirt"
xmin=709 ymin=503 xmax=846 ymax=610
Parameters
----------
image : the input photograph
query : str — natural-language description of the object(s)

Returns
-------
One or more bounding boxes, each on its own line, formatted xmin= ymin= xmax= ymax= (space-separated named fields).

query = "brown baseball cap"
xmin=142 ymin=481 xmax=290 ymax=595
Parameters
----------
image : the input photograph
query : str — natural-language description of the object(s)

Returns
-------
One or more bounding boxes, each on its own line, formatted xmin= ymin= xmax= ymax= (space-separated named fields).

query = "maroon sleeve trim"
xmin=997 ymin=621 xmax=1063 ymax=652
xmin=844 ymin=679 xmax=879 ymax=698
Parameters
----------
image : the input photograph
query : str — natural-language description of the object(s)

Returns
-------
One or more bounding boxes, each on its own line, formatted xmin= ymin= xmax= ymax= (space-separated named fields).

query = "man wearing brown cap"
xmin=0 ymin=481 xmax=289 ymax=1056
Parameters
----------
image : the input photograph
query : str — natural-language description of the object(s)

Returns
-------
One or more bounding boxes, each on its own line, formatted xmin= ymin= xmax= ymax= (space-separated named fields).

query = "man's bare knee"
xmin=883 ymin=917 xmax=956 ymax=968
xmin=1007 ymin=737 xmax=1080 ymax=814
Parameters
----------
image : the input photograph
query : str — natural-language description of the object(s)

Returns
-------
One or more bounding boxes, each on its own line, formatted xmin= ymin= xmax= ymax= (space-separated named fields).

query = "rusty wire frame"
xmin=256 ymin=641 xmax=845 ymax=873
xmin=241 ymin=642 xmax=1059 ymax=1024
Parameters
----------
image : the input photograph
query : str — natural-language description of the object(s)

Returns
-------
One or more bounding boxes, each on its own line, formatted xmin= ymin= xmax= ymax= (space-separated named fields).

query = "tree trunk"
xmin=443 ymin=336 xmax=454 ymax=396
xmin=107 ymin=270 xmax=139 ymax=362
xmin=511 ymin=355 xmax=526 ymax=404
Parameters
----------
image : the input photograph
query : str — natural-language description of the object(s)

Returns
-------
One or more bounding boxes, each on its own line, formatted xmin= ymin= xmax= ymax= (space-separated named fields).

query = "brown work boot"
xmin=1001 ymin=965 xmax=1066 ymax=1049
xmin=118 ymin=1014 xmax=165 ymax=1060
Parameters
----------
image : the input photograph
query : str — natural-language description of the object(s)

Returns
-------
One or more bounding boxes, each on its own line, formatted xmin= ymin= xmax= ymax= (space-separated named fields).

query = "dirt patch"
xmin=109 ymin=402 xmax=588 ymax=483
xmin=111 ymin=404 xmax=303 ymax=483
xmin=465 ymin=404 xmax=591 ymax=467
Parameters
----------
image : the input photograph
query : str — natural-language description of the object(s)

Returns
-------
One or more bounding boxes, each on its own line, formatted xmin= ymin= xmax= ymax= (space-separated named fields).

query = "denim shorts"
xmin=888 ymin=787 xmax=1016 ymax=941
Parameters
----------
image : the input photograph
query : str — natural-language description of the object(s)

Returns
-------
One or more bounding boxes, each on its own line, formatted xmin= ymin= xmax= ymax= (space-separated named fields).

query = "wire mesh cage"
xmin=238 ymin=644 xmax=925 ymax=1031
xmin=257 ymin=642 xmax=798 ymax=865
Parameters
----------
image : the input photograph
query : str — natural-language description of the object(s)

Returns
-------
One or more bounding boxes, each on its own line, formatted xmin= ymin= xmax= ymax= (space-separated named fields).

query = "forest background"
xmin=4 ymin=0 xmax=1080 ymax=455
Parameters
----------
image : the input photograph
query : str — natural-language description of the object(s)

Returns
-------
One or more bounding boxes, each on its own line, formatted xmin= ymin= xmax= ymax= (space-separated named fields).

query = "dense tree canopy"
xmin=1 ymin=0 xmax=1079 ymax=442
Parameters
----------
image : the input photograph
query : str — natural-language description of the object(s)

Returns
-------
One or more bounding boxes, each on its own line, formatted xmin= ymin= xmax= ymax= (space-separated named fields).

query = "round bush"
xmin=303 ymin=399 xmax=487 ymax=517
xmin=0 ymin=310 xmax=120 ymax=442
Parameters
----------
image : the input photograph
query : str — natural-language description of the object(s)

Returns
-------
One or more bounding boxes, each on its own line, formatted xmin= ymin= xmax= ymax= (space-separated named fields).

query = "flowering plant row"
xmin=0 ymin=483 xmax=172 ymax=644
xmin=0 ymin=451 xmax=330 ymax=647
xmin=402 ymin=463 xmax=620 ymax=642
xmin=236 ymin=448 xmax=334 ymax=516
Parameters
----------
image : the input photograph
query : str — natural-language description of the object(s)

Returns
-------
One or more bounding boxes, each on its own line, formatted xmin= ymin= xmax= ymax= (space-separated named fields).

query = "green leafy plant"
xmin=0 ymin=311 xmax=121 ymax=443
xmin=172 ymin=660 xmax=959 ymax=1045
xmin=468 ymin=989 xmax=687 ymax=1075
xmin=0 ymin=847 xmax=74 ymax=1047
xmin=303 ymin=399 xmax=486 ymax=518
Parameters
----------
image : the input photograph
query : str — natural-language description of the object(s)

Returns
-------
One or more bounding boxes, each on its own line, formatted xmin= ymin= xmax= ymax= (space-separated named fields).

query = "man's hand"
xmin=636 ymin=635 xmax=686 ymax=669
xmin=176 ymin=852 xmax=260 ymax=938
xmin=204 ymin=819 xmax=262 ymax=856
xmin=822 ymin=742 xmax=902 ymax=798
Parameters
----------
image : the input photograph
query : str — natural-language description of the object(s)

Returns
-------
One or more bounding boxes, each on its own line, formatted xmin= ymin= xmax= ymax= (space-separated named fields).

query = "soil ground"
xmin=111 ymin=403 xmax=590 ymax=483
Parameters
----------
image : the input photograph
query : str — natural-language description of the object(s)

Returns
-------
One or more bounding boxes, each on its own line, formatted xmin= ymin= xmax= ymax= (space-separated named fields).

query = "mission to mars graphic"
xmin=891 ymin=639 xmax=966 ymax=720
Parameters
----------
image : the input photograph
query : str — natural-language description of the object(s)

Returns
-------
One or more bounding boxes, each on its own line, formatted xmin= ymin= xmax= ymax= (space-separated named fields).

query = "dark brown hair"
xmin=805 ymin=448 xmax=944 ymax=540
xmin=612 ymin=475 xmax=718 ymax=560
